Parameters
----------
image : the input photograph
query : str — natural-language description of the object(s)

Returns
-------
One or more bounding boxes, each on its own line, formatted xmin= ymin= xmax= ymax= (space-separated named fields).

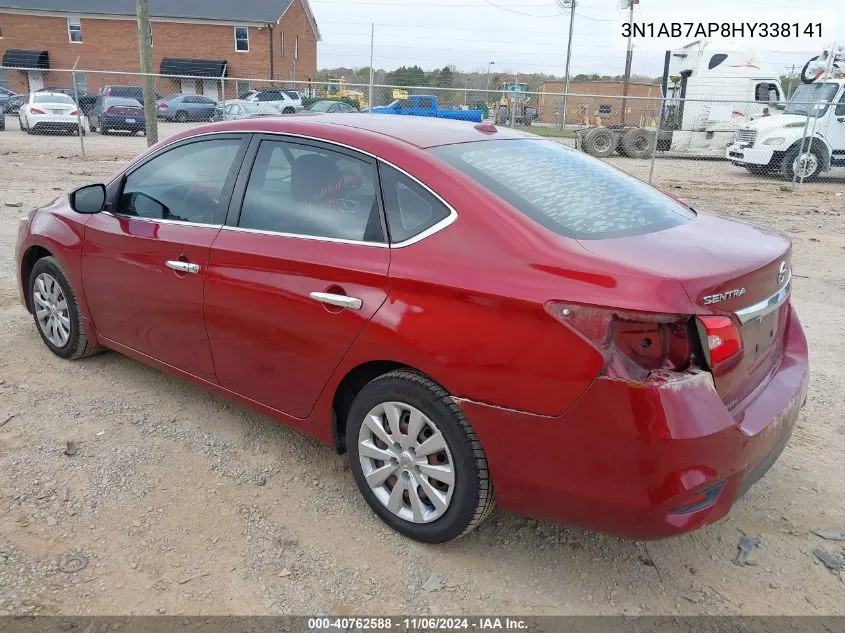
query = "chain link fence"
xmin=2 ymin=68 xmax=843 ymax=190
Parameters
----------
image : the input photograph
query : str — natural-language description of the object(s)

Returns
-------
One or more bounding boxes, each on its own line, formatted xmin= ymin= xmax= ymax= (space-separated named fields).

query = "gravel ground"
xmin=0 ymin=129 xmax=844 ymax=616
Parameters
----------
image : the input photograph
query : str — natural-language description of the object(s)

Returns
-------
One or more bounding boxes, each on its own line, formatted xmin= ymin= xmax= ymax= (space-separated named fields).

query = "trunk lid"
xmin=578 ymin=212 xmax=791 ymax=409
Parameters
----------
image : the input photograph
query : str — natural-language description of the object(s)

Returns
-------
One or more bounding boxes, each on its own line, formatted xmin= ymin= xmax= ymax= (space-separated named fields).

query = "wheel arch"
xmin=20 ymin=244 xmax=54 ymax=312
xmin=786 ymin=136 xmax=832 ymax=170
xmin=331 ymin=360 xmax=447 ymax=453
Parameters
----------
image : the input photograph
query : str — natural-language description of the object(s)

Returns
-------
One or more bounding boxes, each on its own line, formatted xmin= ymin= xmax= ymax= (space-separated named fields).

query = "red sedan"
xmin=15 ymin=115 xmax=808 ymax=543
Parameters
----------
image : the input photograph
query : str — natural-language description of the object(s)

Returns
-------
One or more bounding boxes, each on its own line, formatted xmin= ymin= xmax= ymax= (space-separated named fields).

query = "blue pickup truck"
xmin=369 ymin=95 xmax=483 ymax=122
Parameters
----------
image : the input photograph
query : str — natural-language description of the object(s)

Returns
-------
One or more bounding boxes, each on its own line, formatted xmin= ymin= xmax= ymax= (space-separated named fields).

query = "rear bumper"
xmin=462 ymin=304 xmax=809 ymax=539
xmin=100 ymin=115 xmax=146 ymax=129
xmin=31 ymin=119 xmax=82 ymax=132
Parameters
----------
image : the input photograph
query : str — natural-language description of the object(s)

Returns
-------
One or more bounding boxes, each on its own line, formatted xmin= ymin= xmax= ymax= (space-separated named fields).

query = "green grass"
xmin=512 ymin=125 xmax=577 ymax=138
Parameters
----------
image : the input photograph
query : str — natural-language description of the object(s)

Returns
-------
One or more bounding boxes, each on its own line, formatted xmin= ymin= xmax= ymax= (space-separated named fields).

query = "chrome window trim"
xmin=137 ymin=129 xmax=459 ymax=248
xmin=220 ymin=225 xmax=389 ymax=248
xmin=102 ymin=210 xmax=222 ymax=229
xmin=735 ymin=272 xmax=792 ymax=324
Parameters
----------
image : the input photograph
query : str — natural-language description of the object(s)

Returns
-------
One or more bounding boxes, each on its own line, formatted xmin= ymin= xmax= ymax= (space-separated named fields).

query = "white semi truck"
xmin=578 ymin=40 xmax=785 ymax=159
xmin=726 ymin=50 xmax=845 ymax=181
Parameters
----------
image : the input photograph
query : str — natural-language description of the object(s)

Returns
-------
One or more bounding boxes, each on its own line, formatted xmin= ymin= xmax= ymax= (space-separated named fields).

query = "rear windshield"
xmin=430 ymin=139 xmax=695 ymax=240
xmin=108 ymin=97 xmax=142 ymax=107
xmin=34 ymin=93 xmax=75 ymax=104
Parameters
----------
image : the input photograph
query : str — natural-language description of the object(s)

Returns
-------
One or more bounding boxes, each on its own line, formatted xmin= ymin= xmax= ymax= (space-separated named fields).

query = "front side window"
xmin=755 ymin=82 xmax=780 ymax=103
xmin=418 ymin=97 xmax=433 ymax=110
xmin=234 ymin=26 xmax=249 ymax=52
xmin=430 ymin=139 xmax=695 ymax=240
xmin=378 ymin=164 xmax=450 ymax=243
xmin=67 ymin=17 xmax=82 ymax=43
xmin=118 ymin=139 xmax=242 ymax=224
xmin=238 ymin=140 xmax=384 ymax=243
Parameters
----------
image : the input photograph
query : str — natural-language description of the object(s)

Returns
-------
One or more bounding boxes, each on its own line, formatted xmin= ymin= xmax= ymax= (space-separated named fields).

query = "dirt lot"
xmin=0 ymin=126 xmax=844 ymax=617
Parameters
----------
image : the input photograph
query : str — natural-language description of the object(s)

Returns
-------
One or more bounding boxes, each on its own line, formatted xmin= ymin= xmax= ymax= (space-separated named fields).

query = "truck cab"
xmin=726 ymin=79 xmax=845 ymax=181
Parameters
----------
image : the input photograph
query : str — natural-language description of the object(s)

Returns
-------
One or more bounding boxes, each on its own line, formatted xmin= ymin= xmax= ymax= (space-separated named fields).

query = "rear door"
xmin=205 ymin=135 xmax=390 ymax=418
xmin=82 ymin=134 xmax=249 ymax=380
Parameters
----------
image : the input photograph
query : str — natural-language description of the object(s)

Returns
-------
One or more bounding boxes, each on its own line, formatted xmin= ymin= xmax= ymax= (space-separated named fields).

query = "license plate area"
xmin=742 ymin=303 xmax=787 ymax=371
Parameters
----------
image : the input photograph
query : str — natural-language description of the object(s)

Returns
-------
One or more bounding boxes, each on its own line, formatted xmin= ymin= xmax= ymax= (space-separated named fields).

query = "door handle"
xmin=310 ymin=292 xmax=362 ymax=310
xmin=165 ymin=260 xmax=200 ymax=274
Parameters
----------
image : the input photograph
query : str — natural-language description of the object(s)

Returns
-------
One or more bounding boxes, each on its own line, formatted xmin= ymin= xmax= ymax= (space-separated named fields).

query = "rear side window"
xmin=238 ymin=140 xmax=384 ymax=243
xmin=430 ymin=139 xmax=694 ymax=240
xmin=378 ymin=164 xmax=451 ymax=243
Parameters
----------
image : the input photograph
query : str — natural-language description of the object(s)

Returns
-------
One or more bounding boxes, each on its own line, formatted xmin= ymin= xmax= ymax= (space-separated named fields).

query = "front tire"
xmin=346 ymin=370 xmax=495 ymax=543
xmin=781 ymin=144 xmax=823 ymax=182
xmin=29 ymin=257 xmax=102 ymax=360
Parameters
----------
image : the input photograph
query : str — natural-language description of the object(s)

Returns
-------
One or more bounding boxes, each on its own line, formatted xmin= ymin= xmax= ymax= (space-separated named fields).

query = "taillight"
xmin=105 ymin=106 xmax=118 ymax=114
xmin=159 ymin=103 xmax=168 ymax=108
xmin=698 ymin=315 xmax=742 ymax=366
xmin=30 ymin=107 xmax=46 ymax=115
xmin=545 ymin=301 xmax=692 ymax=380
xmin=70 ymin=110 xmax=78 ymax=116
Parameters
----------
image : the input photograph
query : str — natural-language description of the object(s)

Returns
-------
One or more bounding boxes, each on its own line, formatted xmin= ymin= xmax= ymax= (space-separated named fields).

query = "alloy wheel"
xmin=33 ymin=272 xmax=71 ymax=348
xmin=358 ymin=401 xmax=455 ymax=523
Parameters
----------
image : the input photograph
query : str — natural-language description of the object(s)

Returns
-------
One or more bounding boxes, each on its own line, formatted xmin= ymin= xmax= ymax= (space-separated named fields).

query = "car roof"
xmin=184 ymin=114 xmax=531 ymax=149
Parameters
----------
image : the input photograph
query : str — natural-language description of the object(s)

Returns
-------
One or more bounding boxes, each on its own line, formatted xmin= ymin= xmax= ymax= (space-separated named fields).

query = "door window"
xmin=117 ymin=139 xmax=242 ymax=224
xmin=238 ymin=140 xmax=384 ymax=243
xmin=419 ymin=97 xmax=433 ymax=110
xmin=378 ymin=164 xmax=450 ymax=243
xmin=836 ymin=92 xmax=845 ymax=117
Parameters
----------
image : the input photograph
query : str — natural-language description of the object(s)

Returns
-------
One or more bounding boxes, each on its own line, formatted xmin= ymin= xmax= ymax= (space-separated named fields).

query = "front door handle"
xmin=165 ymin=260 xmax=200 ymax=275
xmin=310 ymin=292 xmax=362 ymax=310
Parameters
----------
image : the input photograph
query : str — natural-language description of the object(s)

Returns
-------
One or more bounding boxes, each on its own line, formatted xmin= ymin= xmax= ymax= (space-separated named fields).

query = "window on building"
xmin=67 ymin=17 xmax=82 ymax=43
xmin=0 ymin=25 xmax=4 ymax=38
xmin=294 ymin=36 xmax=299 ymax=60
xmin=148 ymin=22 xmax=153 ymax=47
xmin=234 ymin=26 xmax=249 ymax=52
xmin=279 ymin=31 xmax=284 ymax=57
xmin=597 ymin=104 xmax=612 ymax=116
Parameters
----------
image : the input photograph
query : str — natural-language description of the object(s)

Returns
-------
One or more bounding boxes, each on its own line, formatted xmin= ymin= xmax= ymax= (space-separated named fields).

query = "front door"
xmin=27 ymin=70 xmax=43 ymax=92
xmin=832 ymin=90 xmax=845 ymax=167
xmin=202 ymin=80 xmax=219 ymax=101
xmin=205 ymin=136 xmax=390 ymax=418
xmin=82 ymin=135 xmax=248 ymax=381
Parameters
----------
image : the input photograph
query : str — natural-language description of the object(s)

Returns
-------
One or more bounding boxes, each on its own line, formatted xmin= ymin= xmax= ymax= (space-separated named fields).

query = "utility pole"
xmin=557 ymin=0 xmax=576 ymax=130
xmin=368 ymin=23 xmax=375 ymax=111
xmin=620 ymin=0 xmax=638 ymax=125
xmin=136 ymin=0 xmax=157 ymax=145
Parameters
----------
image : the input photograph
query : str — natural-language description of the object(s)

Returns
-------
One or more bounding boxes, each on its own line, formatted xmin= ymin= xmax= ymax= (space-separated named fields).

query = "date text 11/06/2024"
xmin=307 ymin=618 xmax=528 ymax=630
xmin=622 ymin=22 xmax=823 ymax=39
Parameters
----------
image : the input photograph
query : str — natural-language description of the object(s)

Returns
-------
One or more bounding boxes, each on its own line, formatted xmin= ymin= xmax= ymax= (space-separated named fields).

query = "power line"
xmin=477 ymin=0 xmax=563 ymax=17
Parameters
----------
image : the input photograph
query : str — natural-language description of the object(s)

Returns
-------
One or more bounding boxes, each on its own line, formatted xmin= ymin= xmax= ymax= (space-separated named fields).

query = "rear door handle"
xmin=165 ymin=260 xmax=200 ymax=274
xmin=310 ymin=292 xmax=362 ymax=310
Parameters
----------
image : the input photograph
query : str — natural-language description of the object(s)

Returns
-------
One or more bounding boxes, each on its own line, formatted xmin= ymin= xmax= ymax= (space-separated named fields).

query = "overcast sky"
xmin=309 ymin=0 xmax=842 ymax=79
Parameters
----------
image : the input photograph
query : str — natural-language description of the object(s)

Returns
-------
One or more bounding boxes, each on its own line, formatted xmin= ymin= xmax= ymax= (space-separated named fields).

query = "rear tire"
xmin=283 ymin=107 xmax=295 ymax=114
xmin=620 ymin=128 xmax=654 ymax=159
xmin=582 ymin=127 xmax=617 ymax=158
xmin=346 ymin=370 xmax=495 ymax=543
xmin=29 ymin=257 xmax=102 ymax=360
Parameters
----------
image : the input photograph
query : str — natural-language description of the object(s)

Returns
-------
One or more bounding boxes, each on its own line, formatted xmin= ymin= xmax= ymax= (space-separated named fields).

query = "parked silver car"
xmin=211 ymin=100 xmax=281 ymax=121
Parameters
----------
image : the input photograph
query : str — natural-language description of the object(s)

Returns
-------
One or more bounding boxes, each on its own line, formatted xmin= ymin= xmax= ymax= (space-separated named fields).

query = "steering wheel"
xmin=167 ymin=183 xmax=220 ymax=223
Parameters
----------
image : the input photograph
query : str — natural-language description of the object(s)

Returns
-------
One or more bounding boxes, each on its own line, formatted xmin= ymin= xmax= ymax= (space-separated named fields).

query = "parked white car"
xmin=242 ymin=88 xmax=303 ymax=113
xmin=18 ymin=92 xmax=84 ymax=135
xmin=211 ymin=100 xmax=281 ymax=121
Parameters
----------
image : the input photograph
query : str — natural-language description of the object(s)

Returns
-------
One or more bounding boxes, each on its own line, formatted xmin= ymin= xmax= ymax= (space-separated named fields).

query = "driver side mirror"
xmin=69 ymin=183 xmax=106 ymax=214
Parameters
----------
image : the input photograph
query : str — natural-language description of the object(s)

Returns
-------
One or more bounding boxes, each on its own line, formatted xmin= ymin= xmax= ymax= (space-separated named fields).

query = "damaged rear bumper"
xmin=459 ymin=304 xmax=809 ymax=539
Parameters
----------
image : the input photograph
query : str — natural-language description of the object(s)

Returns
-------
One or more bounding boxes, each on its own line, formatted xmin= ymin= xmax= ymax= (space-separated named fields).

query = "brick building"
xmin=537 ymin=80 xmax=661 ymax=126
xmin=0 ymin=0 xmax=320 ymax=99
